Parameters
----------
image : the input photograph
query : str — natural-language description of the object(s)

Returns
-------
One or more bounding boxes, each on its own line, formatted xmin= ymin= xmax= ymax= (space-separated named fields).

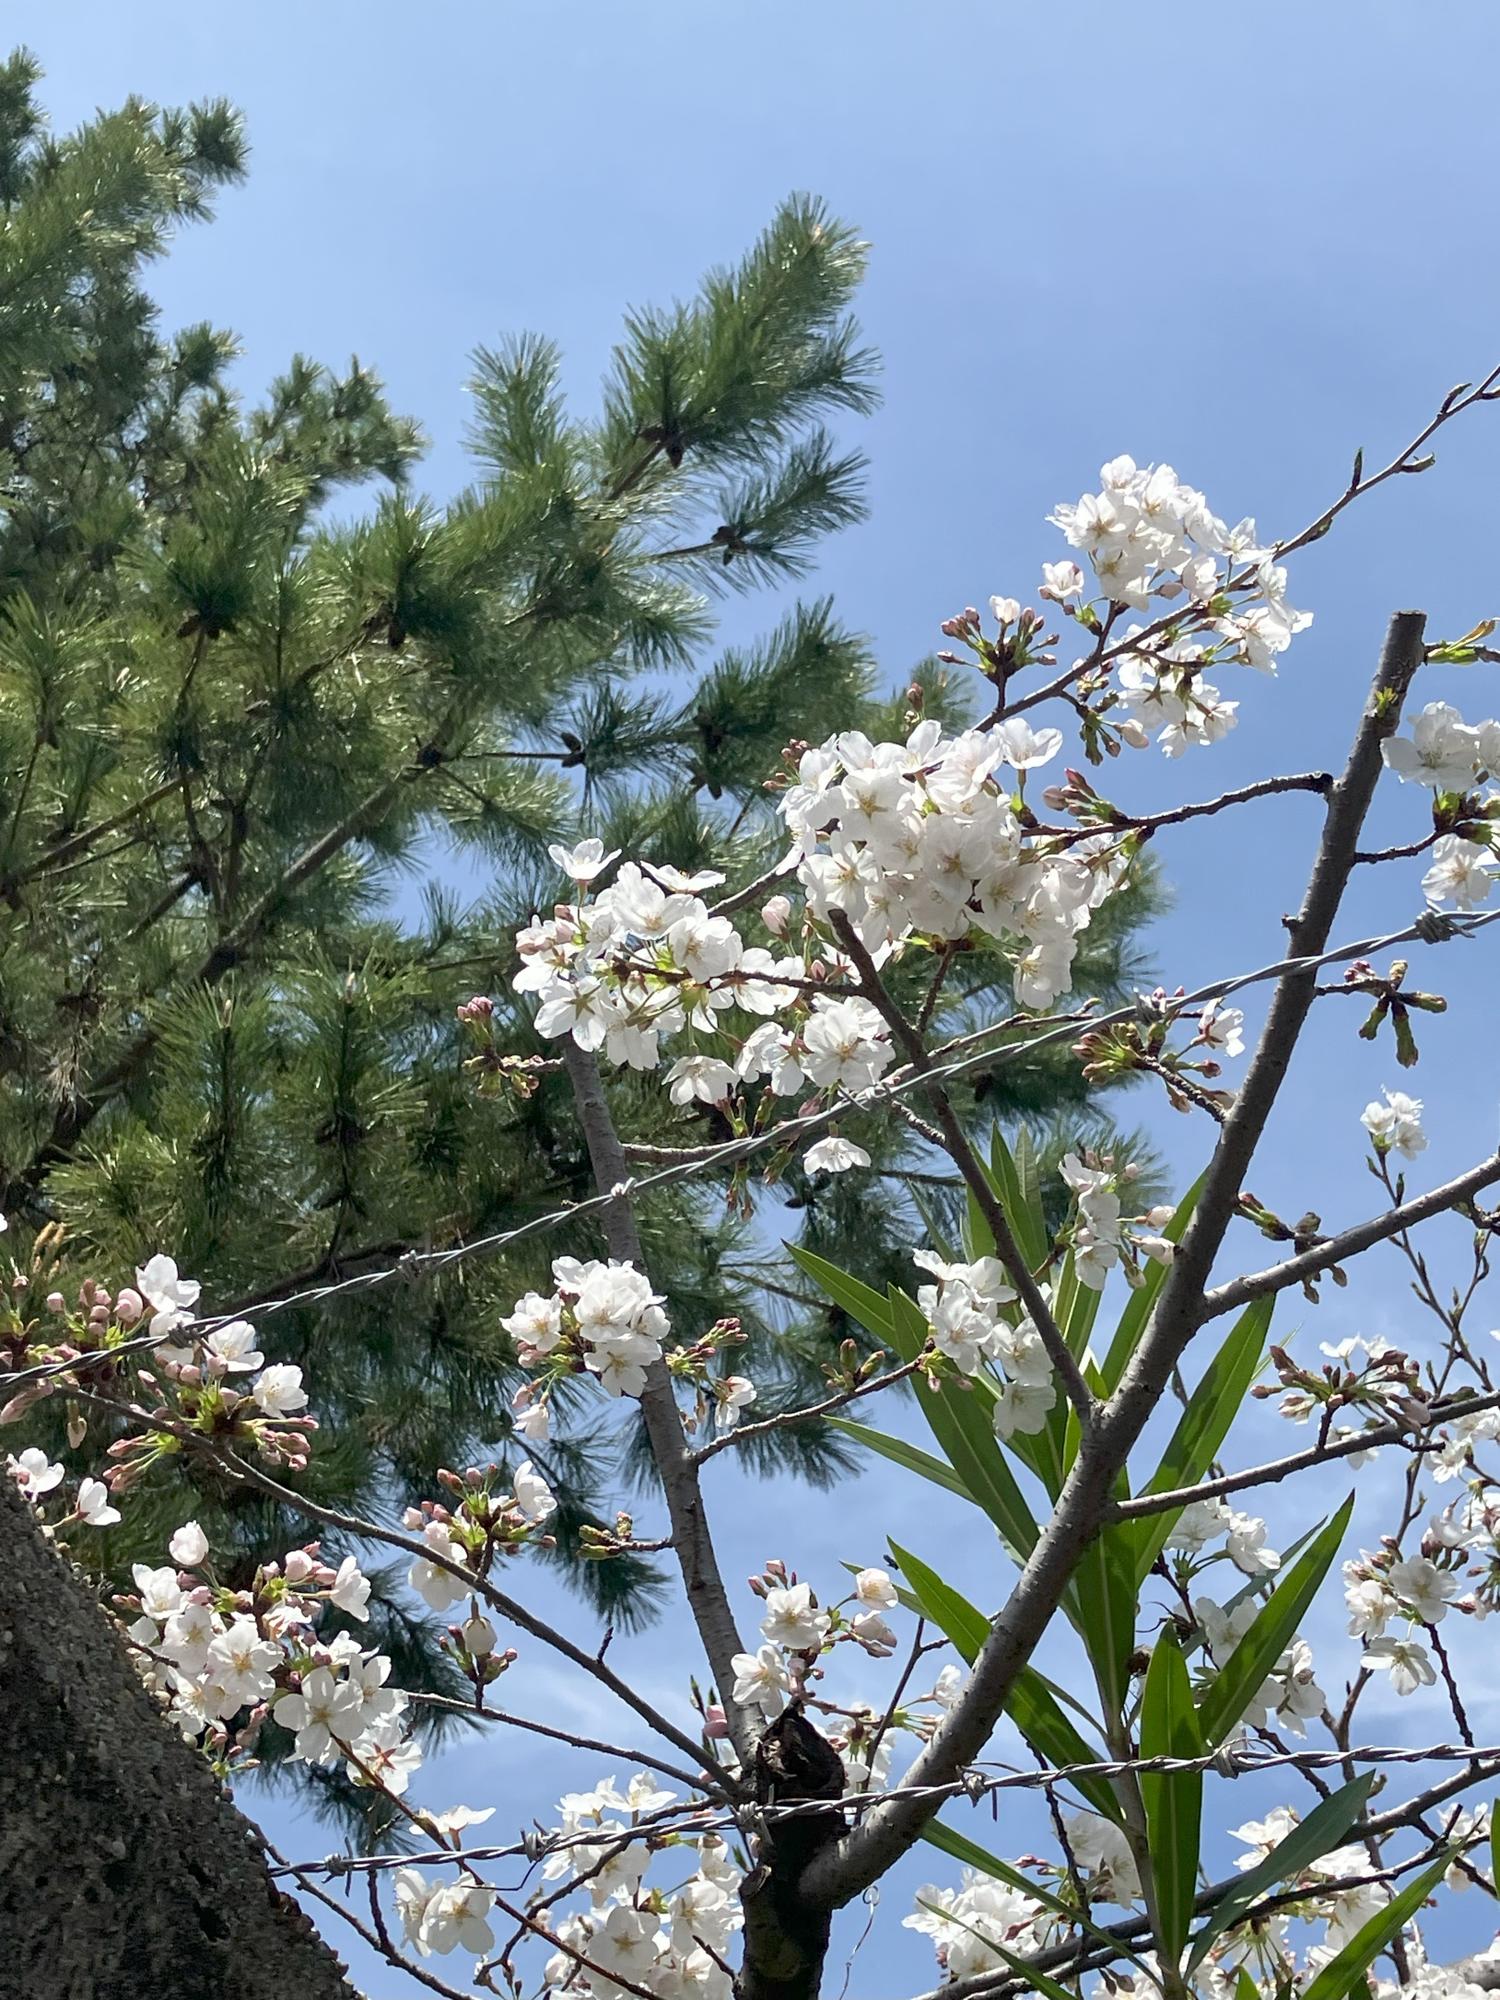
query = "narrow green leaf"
xmin=1072 ymin=1513 xmax=1139 ymax=1720
xmin=1197 ymin=1495 xmax=1355 ymax=1746
xmin=1492 ymin=1796 xmax=1500 ymax=1895
xmin=1013 ymin=1125 xmax=1047 ymax=1264
xmin=1006 ymin=1666 xmax=1124 ymax=1824
xmin=1187 ymin=1774 xmax=1378 ymax=1972
xmin=989 ymin=1125 xmax=1048 ymax=1269
xmin=888 ymin=1540 xmax=990 ymax=1663
xmin=1301 ymin=1853 xmax=1450 ymax=2000
xmin=1139 ymin=1629 xmax=1204 ymax=1964
xmin=909 ymin=1184 xmax=959 ymax=1263
xmin=1100 ymin=1176 xmax=1204 ymax=1391
xmin=787 ymin=1244 xmax=892 ymax=1342
xmin=1055 ymin=1250 xmax=1103 ymax=1363
xmin=1132 ymin=1297 xmax=1272 ymax=1584
xmin=828 ymin=1420 xmax=969 ymax=1502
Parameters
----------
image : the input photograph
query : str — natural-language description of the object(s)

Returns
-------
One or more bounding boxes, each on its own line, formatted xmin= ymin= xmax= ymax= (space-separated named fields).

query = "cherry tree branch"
xmin=1109 ymin=1383 xmax=1500 ymax=1522
xmin=799 ymin=609 xmax=1429 ymax=1912
xmin=1198 ymin=1151 xmax=1500 ymax=1323
xmin=560 ymin=1038 xmax=756 ymax=1755
xmin=828 ymin=909 xmax=1098 ymax=1431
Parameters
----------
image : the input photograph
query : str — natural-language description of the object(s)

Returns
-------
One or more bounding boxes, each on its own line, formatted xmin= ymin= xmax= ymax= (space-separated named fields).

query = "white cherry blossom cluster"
xmin=394 ymin=1867 xmax=499 ymax=1962
xmin=1361 ymin=1088 xmax=1427 ymax=1160
xmin=732 ymin=1565 xmax=900 ymax=1724
xmin=502 ymin=1256 xmax=671 ymax=1411
xmin=121 ymin=1523 xmax=424 ymax=1797
xmin=910 ymin=1249 xmax=1058 ymax=1439
xmin=1379 ymin=701 xmax=1500 ymax=910
xmin=522 ymin=1776 xmax=741 ymax=1999
xmin=1047 ymin=456 xmax=1311 ymax=752
xmin=6 ymin=1444 xmax=120 ymax=1527
xmin=905 ymin=1869 xmax=1047 ymax=1981
xmin=1344 ymin=1546 xmax=1462 ymax=1699
xmin=516 ymin=849 xmax=803 ymax=1072
xmin=781 ymin=719 xmax=1127 ymax=1010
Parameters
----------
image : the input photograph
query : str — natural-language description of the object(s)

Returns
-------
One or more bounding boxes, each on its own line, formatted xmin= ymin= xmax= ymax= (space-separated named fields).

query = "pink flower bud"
xmin=114 ymin=1289 xmax=144 ymax=1326
xmin=704 ymin=1705 xmax=729 ymax=1739
xmin=761 ymin=895 xmax=792 ymax=938
xmin=46 ymin=1292 xmax=66 ymax=1315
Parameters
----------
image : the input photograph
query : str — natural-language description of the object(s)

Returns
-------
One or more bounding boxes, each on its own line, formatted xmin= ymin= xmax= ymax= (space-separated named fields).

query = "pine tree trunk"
xmin=0 ymin=1474 xmax=358 ymax=2000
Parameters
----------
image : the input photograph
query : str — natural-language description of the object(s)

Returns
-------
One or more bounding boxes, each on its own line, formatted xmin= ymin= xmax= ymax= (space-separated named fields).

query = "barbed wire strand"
xmin=266 ymin=1736 xmax=1500 ymax=1881
xmin=5 ymin=901 xmax=1496 ymax=1395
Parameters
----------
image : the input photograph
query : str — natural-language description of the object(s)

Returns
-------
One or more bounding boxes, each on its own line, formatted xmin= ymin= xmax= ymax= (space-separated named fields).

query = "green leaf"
xmin=787 ymin=1244 xmax=892 ymax=1342
xmin=1054 ymin=1249 xmax=1103 ymax=1364
xmin=1301 ymin=1853 xmax=1450 ymax=2000
xmin=990 ymin=1125 xmax=1049 ymax=1269
xmin=1006 ymin=1666 xmax=1124 ymax=1824
xmin=1197 ymin=1495 xmax=1355 ymax=1746
xmin=1139 ymin=1628 xmax=1204 ymax=1964
xmin=1012 ymin=1125 xmax=1047 ymax=1265
xmin=1492 ymin=1797 xmax=1500 ymax=1896
xmin=828 ymin=1420 xmax=969 ymax=1503
xmin=1132 ymin=1297 xmax=1272 ymax=1584
xmin=888 ymin=1539 xmax=990 ymax=1663
xmin=1071 ymin=1509 xmax=1139 ymax=1721
xmin=1187 ymin=1773 xmax=1378 ymax=1972
xmin=1099 ymin=1177 xmax=1203 ymax=1391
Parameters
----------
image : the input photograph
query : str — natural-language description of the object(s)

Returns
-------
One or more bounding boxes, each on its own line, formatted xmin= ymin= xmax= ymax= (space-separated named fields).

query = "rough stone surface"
xmin=0 ymin=1471 xmax=359 ymax=1998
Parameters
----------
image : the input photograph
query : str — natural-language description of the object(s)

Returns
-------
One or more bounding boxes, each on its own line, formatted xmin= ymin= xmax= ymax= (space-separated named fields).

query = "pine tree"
xmin=0 ymin=51 xmax=1156 ymax=1840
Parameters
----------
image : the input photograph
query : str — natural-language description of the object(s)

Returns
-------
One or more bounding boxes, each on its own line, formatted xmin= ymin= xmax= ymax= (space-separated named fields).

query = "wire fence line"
xmin=5 ymin=898 xmax=1498 ymax=1396
xmin=265 ymin=1737 xmax=1500 ymax=1883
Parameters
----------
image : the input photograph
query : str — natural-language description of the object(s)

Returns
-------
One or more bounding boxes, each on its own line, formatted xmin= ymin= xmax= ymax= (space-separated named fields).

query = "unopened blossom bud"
xmin=177 ymin=1364 xmax=202 ymax=1388
xmin=704 ymin=1705 xmax=729 ymax=1739
xmin=761 ymin=894 xmax=792 ymax=937
xmin=464 ymin=1466 xmax=486 ymax=1488
xmin=437 ymin=1468 xmax=464 ymax=1495
xmin=1116 ymin=718 xmax=1150 ymax=749
xmin=114 ymin=1289 xmax=143 ymax=1325
xmin=66 ymin=1411 xmax=86 ymax=1450
xmin=46 ymin=1292 xmax=66 ymax=1315
xmin=457 ymin=994 xmax=494 ymax=1022
xmin=1 ymin=1383 xmax=50 ymax=1425
xmin=463 ymin=1613 xmax=497 ymax=1658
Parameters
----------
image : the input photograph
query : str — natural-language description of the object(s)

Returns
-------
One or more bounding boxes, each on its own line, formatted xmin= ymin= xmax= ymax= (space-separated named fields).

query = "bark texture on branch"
xmin=0 ymin=1474 xmax=357 ymax=2000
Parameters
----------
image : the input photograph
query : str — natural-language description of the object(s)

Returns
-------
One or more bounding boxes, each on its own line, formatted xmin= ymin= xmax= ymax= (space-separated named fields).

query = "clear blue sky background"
xmin=27 ymin=4 xmax=1500 ymax=1991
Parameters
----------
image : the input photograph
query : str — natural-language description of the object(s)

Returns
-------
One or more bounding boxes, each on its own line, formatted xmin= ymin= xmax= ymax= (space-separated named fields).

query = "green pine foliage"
xmin=0 ymin=52 xmax=1158 ymax=1839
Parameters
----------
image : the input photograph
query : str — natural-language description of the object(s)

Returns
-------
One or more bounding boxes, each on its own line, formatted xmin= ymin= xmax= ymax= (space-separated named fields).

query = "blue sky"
xmin=28 ymin=3 xmax=1500 ymax=1990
